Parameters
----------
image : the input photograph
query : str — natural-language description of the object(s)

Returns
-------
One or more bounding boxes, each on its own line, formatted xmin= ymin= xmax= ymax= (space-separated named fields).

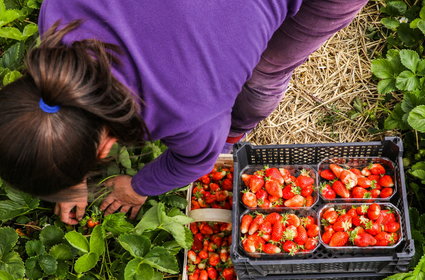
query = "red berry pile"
xmin=187 ymin=222 xmax=236 ymax=280
xmin=320 ymin=162 xmax=395 ymax=200
xmin=240 ymin=212 xmax=319 ymax=255
xmin=191 ymin=166 xmax=233 ymax=210
xmin=241 ymin=166 xmax=316 ymax=208
xmin=320 ymin=203 xmax=401 ymax=247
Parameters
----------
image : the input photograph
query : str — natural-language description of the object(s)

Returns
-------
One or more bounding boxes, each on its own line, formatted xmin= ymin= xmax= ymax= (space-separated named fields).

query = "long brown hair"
xmin=0 ymin=21 xmax=149 ymax=196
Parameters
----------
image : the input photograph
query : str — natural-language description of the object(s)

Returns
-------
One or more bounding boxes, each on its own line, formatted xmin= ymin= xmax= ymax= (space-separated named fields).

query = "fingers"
xmin=54 ymin=203 xmax=59 ymax=216
xmin=59 ymin=204 xmax=79 ymax=225
xmin=104 ymin=201 xmax=122 ymax=216
xmin=120 ymin=205 xmax=131 ymax=214
xmin=130 ymin=205 xmax=141 ymax=220
xmin=100 ymin=194 xmax=115 ymax=212
xmin=75 ymin=203 xmax=87 ymax=221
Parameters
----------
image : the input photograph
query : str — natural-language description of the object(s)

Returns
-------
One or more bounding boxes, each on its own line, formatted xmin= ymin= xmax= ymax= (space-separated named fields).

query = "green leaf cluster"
xmin=0 ymin=0 xmax=42 ymax=87
xmin=380 ymin=0 xmax=425 ymax=50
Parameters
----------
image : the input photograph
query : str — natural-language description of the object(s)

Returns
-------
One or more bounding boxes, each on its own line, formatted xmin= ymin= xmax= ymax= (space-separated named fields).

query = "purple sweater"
xmin=39 ymin=0 xmax=302 ymax=196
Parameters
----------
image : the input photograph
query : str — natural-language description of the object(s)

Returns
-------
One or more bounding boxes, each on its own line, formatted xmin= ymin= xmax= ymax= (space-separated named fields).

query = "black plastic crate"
xmin=230 ymin=137 xmax=414 ymax=277
xmin=238 ymin=272 xmax=388 ymax=280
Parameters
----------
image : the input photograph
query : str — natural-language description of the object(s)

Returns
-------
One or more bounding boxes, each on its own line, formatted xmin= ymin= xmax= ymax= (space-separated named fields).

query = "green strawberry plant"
xmin=373 ymin=0 xmax=425 ymax=275
xmin=0 ymin=0 xmax=41 ymax=86
xmin=0 ymin=139 xmax=192 ymax=279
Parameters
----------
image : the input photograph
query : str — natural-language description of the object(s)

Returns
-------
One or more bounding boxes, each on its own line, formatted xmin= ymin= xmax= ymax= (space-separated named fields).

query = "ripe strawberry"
xmin=269 ymin=195 xmax=281 ymax=203
xmin=321 ymin=183 xmax=336 ymax=200
xmin=356 ymin=204 xmax=369 ymax=215
xmin=352 ymin=186 xmax=368 ymax=198
xmin=212 ymin=171 xmax=227 ymax=181
xmin=265 ymin=167 xmax=284 ymax=185
xmin=258 ymin=198 xmax=271 ymax=209
xmin=375 ymin=232 xmax=394 ymax=246
xmin=304 ymin=237 xmax=319 ymax=250
xmin=278 ymin=168 xmax=292 ymax=183
xmin=241 ymin=214 xmax=253 ymax=234
xmin=301 ymin=185 xmax=314 ymax=197
xmin=285 ymin=214 xmax=301 ymax=227
xmin=283 ymin=225 xmax=298 ymax=240
xmin=296 ymin=176 xmax=314 ymax=189
xmin=242 ymin=191 xmax=257 ymax=208
xmin=305 ymin=195 xmax=314 ymax=207
xmin=249 ymin=175 xmax=265 ymax=193
xmin=340 ymin=170 xmax=358 ymax=189
xmin=380 ymin=188 xmax=393 ymax=198
xmin=248 ymin=214 xmax=264 ymax=235
xmin=221 ymin=178 xmax=233 ymax=191
xmin=332 ymin=218 xmax=352 ymax=232
xmin=219 ymin=248 xmax=229 ymax=262
xmin=322 ymin=208 xmax=338 ymax=224
xmin=379 ymin=175 xmax=394 ymax=187
xmin=241 ymin=174 xmax=251 ymax=186
xmin=350 ymin=168 xmax=363 ymax=177
xmin=199 ymin=175 xmax=210 ymax=185
xmin=320 ymin=169 xmax=336 ymax=180
xmin=306 ymin=224 xmax=320 ymax=238
xmin=255 ymin=188 xmax=268 ymax=200
xmin=367 ymin=203 xmax=381 ymax=220
xmin=262 ymin=243 xmax=281 ymax=254
xmin=329 ymin=164 xmax=344 ymax=178
xmin=332 ymin=180 xmax=350 ymax=198
xmin=357 ymin=177 xmax=372 ymax=188
xmin=294 ymin=225 xmax=308 ymax=245
xmin=371 ymin=189 xmax=381 ymax=198
xmin=284 ymin=194 xmax=306 ymax=207
xmin=199 ymin=270 xmax=208 ymax=280
xmin=347 ymin=208 xmax=358 ymax=218
xmin=383 ymin=221 xmax=400 ymax=233
xmin=222 ymin=268 xmax=235 ymax=280
xmin=259 ymin=221 xmax=272 ymax=235
xmin=265 ymin=179 xmax=283 ymax=198
xmin=188 ymin=250 xmax=198 ymax=263
xmin=208 ymin=252 xmax=220 ymax=267
xmin=361 ymin=167 xmax=371 ymax=176
xmin=199 ymin=223 xmax=214 ymax=235
xmin=302 ymin=216 xmax=316 ymax=228
xmin=271 ymin=221 xmax=284 ymax=242
xmin=282 ymin=185 xmax=300 ymax=200
xmin=321 ymin=230 xmax=334 ymax=244
xmin=365 ymin=221 xmax=382 ymax=236
xmin=282 ymin=240 xmax=298 ymax=255
xmin=189 ymin=269 xmax=200 ymax=280
xmin=198 ymin=250 xmax=208 ymax=260
xmin=377 ymin=209 xmax=396 ymax=225
xmin=207 ymin=267 xmax=217 ymax=280
xmin=329 ymin=231 xmax=349 ymax=247
xmin=264 ymin=212 xmax=282 ymax=224
xmin=369 ymin=163 xmax=386 ymax=175
xmin=353 ymin=232 xmax=377 ymax=247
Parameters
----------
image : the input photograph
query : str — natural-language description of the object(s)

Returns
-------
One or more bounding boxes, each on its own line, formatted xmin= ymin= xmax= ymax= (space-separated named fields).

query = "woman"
xmin=0 ymin=0 xmax=368 ymax=224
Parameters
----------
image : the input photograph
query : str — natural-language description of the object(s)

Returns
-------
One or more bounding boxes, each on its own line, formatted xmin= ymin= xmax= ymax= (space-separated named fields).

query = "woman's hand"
xmin=100 ymin=175 xmax=147 ymax=219
xmin=54 ymin=181 xmax=88 ymax=225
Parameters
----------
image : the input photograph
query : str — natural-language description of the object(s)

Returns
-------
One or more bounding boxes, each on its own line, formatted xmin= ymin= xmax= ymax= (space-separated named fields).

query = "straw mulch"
xmin=249 ymin=2 xmax=397 ymax=145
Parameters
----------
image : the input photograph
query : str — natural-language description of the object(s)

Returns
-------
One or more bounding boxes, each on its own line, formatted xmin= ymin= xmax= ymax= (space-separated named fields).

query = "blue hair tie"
xmin=39 ymin=98 xmax=60 ymax=113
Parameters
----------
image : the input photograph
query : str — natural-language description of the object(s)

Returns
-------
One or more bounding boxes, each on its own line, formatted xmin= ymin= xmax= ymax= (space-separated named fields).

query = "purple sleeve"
xmin=131 ymin=114 xmax=230 ymax=196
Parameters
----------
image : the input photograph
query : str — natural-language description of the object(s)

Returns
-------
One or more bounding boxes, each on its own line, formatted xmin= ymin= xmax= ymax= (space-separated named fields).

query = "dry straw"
xmin=249 ymin=2 xmax=399 ymax=145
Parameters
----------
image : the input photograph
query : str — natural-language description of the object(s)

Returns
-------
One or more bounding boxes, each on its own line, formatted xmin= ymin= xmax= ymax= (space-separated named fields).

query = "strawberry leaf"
xmin=143 ymin=246 xmax=179 ymax=274
xmin=74 ymin=252 xmax=99 ymax=274
xmin=396 ymin=70 xmax=420 ymax=91
xmin=408 ymin=105 xmax=425 ymax=132
xmin=64 ymin=231 xmax=89 ymax=254
xmin=400 ymin=50 xmax=420 ymax=73
xmin=89 ymin=225 xmax=105 ymax=256
xmin=118 ymin=234 xmax=150 ymax=258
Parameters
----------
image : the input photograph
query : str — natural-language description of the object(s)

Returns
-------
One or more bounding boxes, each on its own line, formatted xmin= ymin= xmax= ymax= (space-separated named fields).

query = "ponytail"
xmin=0 ymin=20 xmax=148 ymax=196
